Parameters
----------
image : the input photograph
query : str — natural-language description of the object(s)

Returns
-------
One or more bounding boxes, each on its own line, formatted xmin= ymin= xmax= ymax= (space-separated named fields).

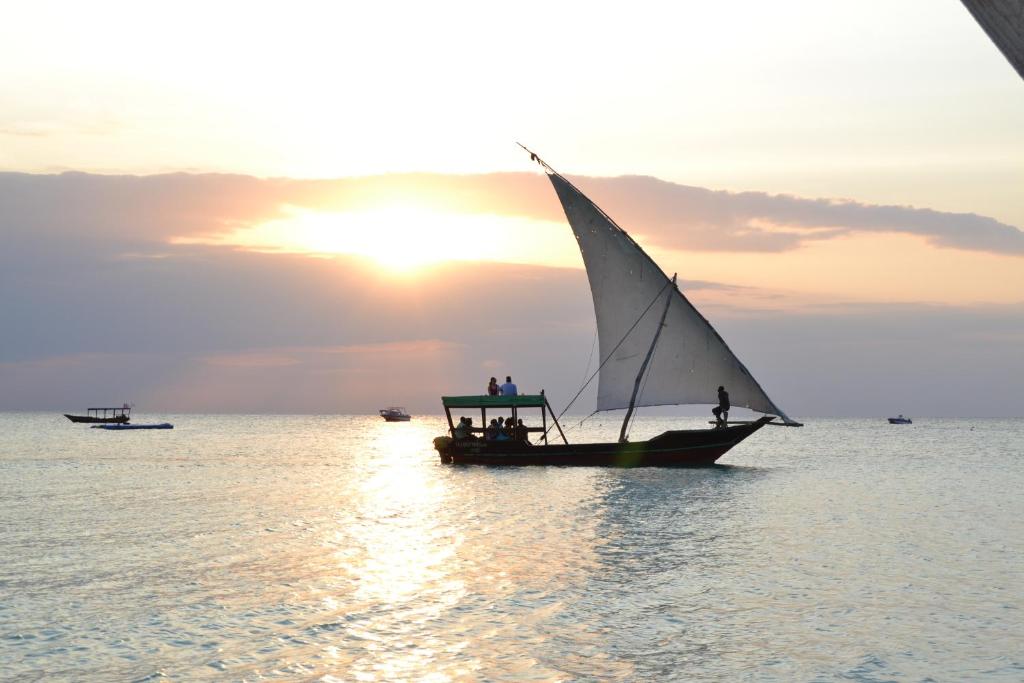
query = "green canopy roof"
xmin=442 ymin=394 xmax=547 ymax=409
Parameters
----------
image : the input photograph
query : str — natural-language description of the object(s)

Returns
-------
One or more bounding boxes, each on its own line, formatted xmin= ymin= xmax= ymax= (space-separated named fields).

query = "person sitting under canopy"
xmin=514 ymin=418 xmax=529 ymax=442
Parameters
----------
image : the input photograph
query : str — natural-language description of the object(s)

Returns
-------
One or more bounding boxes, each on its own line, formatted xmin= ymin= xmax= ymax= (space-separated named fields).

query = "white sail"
xmin=548 ymin=172 xmax=795 ymax=424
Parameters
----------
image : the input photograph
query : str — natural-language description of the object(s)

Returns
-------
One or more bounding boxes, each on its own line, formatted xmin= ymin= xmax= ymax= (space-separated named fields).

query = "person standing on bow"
xmin=712 ymin=385 xmax=730 ymax=428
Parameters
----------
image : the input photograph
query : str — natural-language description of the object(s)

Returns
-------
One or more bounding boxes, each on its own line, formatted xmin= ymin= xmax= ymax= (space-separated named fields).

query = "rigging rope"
xmin=578 ymin=328 xmax=598 ymax=393
xmin=543 ymin=277 xmax=674 ymax=440
xmin=624 ymin=320 xmax=663 ymax=441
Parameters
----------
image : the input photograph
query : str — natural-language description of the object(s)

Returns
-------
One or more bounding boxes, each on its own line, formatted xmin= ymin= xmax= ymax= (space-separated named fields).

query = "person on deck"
xmin=485 ymin=419 xmax=499 ymax=440
xmin=453 ymin=417 xmax=469 ymax=439
xmin=515 ymin=418 xmax=528 ymax=442
xmin=499 ymin=375 xmax=518 ymax=396
xmin=496 ymin=417 xmax=513 ymax=441
xmin=487 ymin=377 xmax=499 ymax=396
xmin=712 ymin=385 xmax=730 ymax=428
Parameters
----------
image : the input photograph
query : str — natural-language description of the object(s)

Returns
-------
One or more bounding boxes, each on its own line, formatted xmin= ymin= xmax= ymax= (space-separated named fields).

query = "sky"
xmin=1 ymin=1 xmax=1022 ymax=417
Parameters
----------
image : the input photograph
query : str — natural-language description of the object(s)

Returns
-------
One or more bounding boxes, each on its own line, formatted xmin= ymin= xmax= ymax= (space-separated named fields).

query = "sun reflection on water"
xmin=329 ymin=419 xmax=473 ymax=679
xmin=6 ymin=415 xmax=1023 ymax=680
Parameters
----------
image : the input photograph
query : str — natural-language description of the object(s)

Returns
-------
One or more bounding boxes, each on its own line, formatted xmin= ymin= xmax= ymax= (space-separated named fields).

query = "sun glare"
xmin=294 ymin=206 xmax=455 ymax=270
xmin=183 ymin=204 xmax=579 ymax=273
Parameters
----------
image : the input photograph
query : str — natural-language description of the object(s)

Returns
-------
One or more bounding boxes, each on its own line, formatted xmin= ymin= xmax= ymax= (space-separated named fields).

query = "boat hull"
xmin=435 ymin=417 xmax=771 ymax=467
xmin=91 ymin=423 xmax=173 ymax=430
xmin=381 ymin=415 xmax=411 ymax=422
xmin=888 ymin=418 xmax=912 ymax=424
xmin=65 ymin=414 xmax=129 ymax=424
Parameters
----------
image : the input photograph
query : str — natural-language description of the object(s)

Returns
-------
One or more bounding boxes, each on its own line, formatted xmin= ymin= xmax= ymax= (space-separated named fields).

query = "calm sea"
xmin=1 ymin=413 xmax=1021 ymax=682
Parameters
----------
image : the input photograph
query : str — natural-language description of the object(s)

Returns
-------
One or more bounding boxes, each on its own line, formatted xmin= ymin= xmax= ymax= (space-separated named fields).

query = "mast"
xmin=619 ymin=274 xmax=676 ymax=443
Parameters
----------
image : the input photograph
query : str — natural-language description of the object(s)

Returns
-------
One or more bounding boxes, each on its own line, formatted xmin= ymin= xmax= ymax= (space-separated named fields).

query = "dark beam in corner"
xmin=961 ymin=0 xmax=1024 ymax=81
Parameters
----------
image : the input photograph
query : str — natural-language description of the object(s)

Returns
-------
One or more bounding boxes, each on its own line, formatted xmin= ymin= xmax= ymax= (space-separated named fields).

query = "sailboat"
xmin=432 ymin=149 xmax=801 ymax=466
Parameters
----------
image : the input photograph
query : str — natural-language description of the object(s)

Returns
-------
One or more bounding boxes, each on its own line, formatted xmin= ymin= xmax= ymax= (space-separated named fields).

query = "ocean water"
xmin=1 ymin=413 xmax=1022 ymax=682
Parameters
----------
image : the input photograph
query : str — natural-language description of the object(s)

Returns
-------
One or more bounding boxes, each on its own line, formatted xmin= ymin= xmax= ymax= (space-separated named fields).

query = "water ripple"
xmin=1 ymin=414 xmax=1022 ymax=680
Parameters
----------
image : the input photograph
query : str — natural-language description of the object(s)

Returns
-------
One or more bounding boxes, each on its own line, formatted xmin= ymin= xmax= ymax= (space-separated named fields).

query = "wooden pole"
xmin=544 ymin=394 xmax=570 ymax=445
xmin=619 ymin=274 xmax=676 ymax=443
xmin=541 ymin=401 xmax=548 ymax=444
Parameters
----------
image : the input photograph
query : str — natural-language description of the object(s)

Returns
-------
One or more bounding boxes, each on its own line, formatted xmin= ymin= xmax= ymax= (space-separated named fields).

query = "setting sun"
xmin=177 ymin=203 xmax=580 ymax=273
xmin=275 ymin=205 xmax=461 ymax=271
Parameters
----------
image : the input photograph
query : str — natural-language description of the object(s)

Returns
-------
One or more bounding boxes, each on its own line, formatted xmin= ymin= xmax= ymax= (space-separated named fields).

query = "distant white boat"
xmin=379 ymin=407 xmax=411 ymax=422
xmin=888 ymin=415 xmax=912 ymax=424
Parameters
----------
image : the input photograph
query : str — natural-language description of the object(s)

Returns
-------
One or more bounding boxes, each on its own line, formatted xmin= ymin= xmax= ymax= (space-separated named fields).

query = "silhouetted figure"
xmin=491 ymin=416 xmax=511 ymax=441
xmin=712 ymin=385 xmax=730 ymax=428
xmin=515 ymin=418 xmax=528 ymax=442
xmin=453 ymin=416 xmax=470 ymax=439
xmin=487 ymin=377 xmax=499 ymax=396
xmin=485 ymin=419 xmax=499 ymax=440
xmin=500 ymin=375 xmax=518 ymax=396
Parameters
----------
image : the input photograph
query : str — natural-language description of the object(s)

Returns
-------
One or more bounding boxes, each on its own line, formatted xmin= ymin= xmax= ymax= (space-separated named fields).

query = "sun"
xmin=175 ymin=202 xmax=581 ymax=273
xmin=292 ymin=205 xmax=460 ymax=271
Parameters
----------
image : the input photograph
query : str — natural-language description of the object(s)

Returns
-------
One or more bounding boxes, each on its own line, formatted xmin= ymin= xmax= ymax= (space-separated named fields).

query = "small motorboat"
xmin=65 ymin=404 xmax=131 ymax=424
xmin=379 ymin=407 xmax=411 ymax=422
xmin=92 ymin=423 xmax=173 ymax=430
xmin=888 ymin=415 xmax=912 ymax=424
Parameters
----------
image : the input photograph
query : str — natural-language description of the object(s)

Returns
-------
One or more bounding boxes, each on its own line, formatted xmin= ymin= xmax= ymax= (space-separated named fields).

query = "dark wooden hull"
xmin=435 ymin=417 xmax=772 ymax=467
xmin=65 ymin=414 xmax=129 ymax=424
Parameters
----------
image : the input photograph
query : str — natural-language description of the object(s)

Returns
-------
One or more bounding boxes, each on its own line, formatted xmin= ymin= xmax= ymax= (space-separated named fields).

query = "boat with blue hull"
xmin=92 ymin=423 xmax=173 ymax=430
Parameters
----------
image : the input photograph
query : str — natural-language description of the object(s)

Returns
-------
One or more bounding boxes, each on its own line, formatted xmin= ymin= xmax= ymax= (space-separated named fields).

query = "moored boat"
xmin=64 ymin=404 xmax=131 ymax=424
xmin=92 ymin=422 xmax=173 ymax=430
xmin=888 ymin=415 xmax=912 ymax=424
xmin=379 ymin=407 xmax=411 ymax=422
xmin=432 ymin=149 xmax=801 ymax=467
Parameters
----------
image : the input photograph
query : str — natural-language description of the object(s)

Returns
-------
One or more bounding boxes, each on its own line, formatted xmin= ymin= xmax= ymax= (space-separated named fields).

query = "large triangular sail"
xmin=546 ymin=171 xmax=796 ymax=425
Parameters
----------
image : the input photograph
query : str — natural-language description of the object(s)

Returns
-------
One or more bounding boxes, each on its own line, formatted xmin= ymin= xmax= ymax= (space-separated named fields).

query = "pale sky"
xmin=1 ymin=1 xmax=1022 ymax=416
xmin=2 ymin=1 xmax=1022 ymax=221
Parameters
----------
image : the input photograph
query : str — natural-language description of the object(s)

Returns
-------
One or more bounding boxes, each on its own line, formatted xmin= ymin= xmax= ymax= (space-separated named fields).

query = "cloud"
xmin=202 ymin=353 xmax=301 ymax=368
xmin=4 ymin=171 xmax=1022 ymax=260
xmin=316 ymin=340 xmax=464 ymax=355
xmin=2 ymin=171 xmax=1022 ymax=416
xmin=712 ymin=301 xmax=1024 ymax=417
xmin=568 ymin=175 xmax=1024 ymax=256
xmin=201 ymin=340 xmax=463 ymax=368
